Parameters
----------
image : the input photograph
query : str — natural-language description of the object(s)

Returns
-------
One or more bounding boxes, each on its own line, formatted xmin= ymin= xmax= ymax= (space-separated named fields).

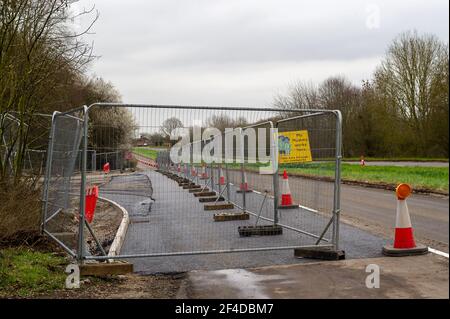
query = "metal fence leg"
xmin=225 ymin=162 xmax=231 ymax=203
xmin=210 ymin=163 xmax=214 ymax=192
xmin=239 ymin=128 xmax=246 ymax=213
xmin=332 ymin=111 xmax=343 ymax=251
xmin=218 ymin=164 xmax=222 ymax=197
xmin=241 ymin=162 xmax=246 ymax=212
xmin=196 ymin=164 xmax=199 ymax=185
xmin=272 ymin=124 xmax=280 ymax=225
xmin=41 ymin=114 xmax=57 ymax=234
xmin=77 ymin=107 xmax=88 ymax=264
xmin=188 ymin=162 xmax=191 ymax=182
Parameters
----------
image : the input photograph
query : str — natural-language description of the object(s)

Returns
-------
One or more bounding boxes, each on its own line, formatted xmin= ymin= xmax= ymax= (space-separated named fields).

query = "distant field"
xmin=133 ymin=147 xmax=160 ymax=160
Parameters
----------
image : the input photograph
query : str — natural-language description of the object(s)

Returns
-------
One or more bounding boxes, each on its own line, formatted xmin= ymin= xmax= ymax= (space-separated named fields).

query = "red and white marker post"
xmin=360 ymin=156 xmax=365 ymax=166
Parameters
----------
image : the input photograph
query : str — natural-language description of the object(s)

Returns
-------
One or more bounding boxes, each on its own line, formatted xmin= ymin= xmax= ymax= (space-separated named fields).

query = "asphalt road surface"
xmin=225 ymin=169 xmax=449 ymax=252
xmin=99 ymin=169 xmax=385 ymax=273
xmin=98 ymin=165 xmax=448 ymax=274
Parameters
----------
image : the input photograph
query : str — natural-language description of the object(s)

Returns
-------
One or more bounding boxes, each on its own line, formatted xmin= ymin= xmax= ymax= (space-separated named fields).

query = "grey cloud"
xmin=73 ymin=0 xmax=449 ymax=105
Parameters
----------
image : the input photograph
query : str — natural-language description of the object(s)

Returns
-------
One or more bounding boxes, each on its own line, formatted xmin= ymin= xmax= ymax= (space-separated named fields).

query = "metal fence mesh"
xmin=42 ymin=104 xmax=341 ymax=261
xmin=42 ymin=111 xmax=85 ymax=257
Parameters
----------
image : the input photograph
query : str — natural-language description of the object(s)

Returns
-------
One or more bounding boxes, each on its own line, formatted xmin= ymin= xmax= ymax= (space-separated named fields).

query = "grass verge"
xmin=0 ymin=248 xmax=67 ymax=298
xmin=283 ymin=163 xmax=449 ymax=193
xmin=0 ymin=247 xmax=184 ymax=299
xmin=225 ymin=162 xmax=448 ymax=193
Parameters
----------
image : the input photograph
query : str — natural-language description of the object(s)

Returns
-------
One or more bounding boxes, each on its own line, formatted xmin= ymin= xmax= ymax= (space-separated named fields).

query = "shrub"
xmin=0 ymin=180 xmax=42 ymax=245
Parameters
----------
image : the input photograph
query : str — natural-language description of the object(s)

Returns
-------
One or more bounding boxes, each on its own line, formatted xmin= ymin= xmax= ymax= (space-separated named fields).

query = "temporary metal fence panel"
xmin=42 ymin=103 xmax=342 ymax=261
xmin=41 ymin=108 xmax=86 ymax=258
xmin=1 ymin=112 xmax=52 ymax=176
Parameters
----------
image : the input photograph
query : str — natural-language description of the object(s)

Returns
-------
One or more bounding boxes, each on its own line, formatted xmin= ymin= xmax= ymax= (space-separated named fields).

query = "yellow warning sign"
xmin=278 ymin=130 xmax=313 ymax=164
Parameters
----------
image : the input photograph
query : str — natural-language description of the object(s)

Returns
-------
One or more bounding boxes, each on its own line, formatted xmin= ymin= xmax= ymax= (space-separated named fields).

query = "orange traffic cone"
xmin=218 ymin=166 xmax=225 ymax=185
xmin=278 ymin=170 xmax=298 ymax=209
xmin=200 ymin=164 xmax=208 ymax=180
xmin=382 ymin=184 xmax=428 ymax=256
xmin=103 ymin=162 xmax=110 ymax=174
xmin=237 ymin=171 xmax=252 ymax=193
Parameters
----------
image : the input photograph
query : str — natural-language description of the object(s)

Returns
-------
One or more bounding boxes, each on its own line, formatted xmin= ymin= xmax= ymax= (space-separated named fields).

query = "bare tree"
xmin=0 ymin=0 xmax=99 ymax=180
xmin=374 ymin=31 xmax=449 ymax=154
xmin=207 ymin=114 xmax=234 ymax=132
xmin=274 ymin=81 xmax=320 ymax=117
xmin=160 ymin=117 xmax=183 ymax=144
xmin=81 ymin=77 xmax=136 ymax=153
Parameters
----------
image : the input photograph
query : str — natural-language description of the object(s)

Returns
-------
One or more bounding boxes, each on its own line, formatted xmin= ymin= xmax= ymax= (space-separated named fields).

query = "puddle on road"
xmin=212 ymin=269 xmax=285 ymax=299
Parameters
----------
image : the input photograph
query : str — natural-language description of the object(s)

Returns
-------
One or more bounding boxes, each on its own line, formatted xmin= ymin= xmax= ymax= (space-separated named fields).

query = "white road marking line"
xmin=298 ymin=204 xmax=319 ymax=213
xmin=428 ymin=247 xmax=449 ymax=258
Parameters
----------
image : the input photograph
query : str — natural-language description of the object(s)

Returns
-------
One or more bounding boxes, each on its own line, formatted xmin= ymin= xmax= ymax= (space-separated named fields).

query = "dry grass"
xmin=0 ymin=179 xmax=42 ymax=246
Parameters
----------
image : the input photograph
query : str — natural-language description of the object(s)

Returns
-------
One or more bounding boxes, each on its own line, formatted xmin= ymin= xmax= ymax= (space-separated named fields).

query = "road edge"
xmin=98 ymin=196 xmax=130 ymax=257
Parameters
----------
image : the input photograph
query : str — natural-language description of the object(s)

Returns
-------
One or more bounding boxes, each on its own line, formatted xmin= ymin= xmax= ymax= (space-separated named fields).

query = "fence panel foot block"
xmin=236 ymin=189 xmax=253 ymax=193
xmin=80 ymin=261 xmax=134 ymax=276
xmin=179 ymin=182 xmax=194 ymax=187
xmin=214 ymin=212 xmax=250 ymax=222
xmin=294 ymin=247 xmax=346 ymax=260
xmin=238 ymin=225 xmax=283 ymax=237
xmin=199 ymin=196 xmax=225 ymax=203
xmin=183 ymin=185 xmax=201 ymax=190
xmin=204 ymin=203 xmax=235 ymax=211
xmin=189 ymin=188 xmax=209 ymax=193
xmin=194 ymin=191 xmax=216 ymax=197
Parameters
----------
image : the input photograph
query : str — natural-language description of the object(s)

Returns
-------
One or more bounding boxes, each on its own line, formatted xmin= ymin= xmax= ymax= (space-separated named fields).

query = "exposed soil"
xmin=86 ymin=200 xmax=123 ymax=255
xmin=36 ymin=273 xmax=184 ymax=299
xmin=46 ymin=198 xmax=122 ymax=256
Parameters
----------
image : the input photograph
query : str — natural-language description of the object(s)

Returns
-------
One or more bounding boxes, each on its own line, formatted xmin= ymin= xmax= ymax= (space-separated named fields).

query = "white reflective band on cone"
xmin=395 ymin=199 xmax=412 ymax=228
xmin=281 ymin=178 xmax=291 ymax=195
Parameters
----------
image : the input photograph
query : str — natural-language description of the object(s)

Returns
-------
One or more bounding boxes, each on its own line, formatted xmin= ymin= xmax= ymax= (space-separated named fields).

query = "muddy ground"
xmin=38 ymin=273 xmax=184 ymax=299
xmin=86 ymin=199 xmax=123 ymax=255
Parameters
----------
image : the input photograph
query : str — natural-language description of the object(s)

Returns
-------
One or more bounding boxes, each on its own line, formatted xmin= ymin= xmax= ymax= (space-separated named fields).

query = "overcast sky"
xmin=72 ymin=0 xmax=449 ymax=107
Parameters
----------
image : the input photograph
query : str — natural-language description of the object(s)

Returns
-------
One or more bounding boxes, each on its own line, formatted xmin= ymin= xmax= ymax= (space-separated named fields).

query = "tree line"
xmin=0 ymin=0 xmax=134 ymax=182
xmin=139 ymin=114 xmax=249 ymax=147
xmin=275 ymin=31 xmax=449 ymax=158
